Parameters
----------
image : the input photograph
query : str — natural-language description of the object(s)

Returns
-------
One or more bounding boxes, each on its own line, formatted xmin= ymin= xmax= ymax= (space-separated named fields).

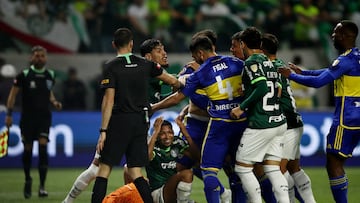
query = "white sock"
xmin=235 ymin=165 xmax=262 ymax=203
xmin=63 ymin=163 xmax=99 ymax=203
xmin=284 ymin=171 xmax=295 ymax=203
xmin=292 ymin=169 xmax=316 ymax=203
xmin=263 ymin=165 xmax=289 ymax=203
xmin=176 ymin=181 xmax=192 ymax=203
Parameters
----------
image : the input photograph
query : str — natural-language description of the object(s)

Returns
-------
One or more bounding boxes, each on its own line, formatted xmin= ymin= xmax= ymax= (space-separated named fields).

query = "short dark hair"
xmin=189 ymin=36 xmax=213 ymax=53
xmin=240 ymin=27 xmax=262 ymax=49
xmin=340 ymin=20 xmax=358 ymax=38
xmin=161 ymin=120 xmax=172 ymax=128
xmin=140 ymin=39 xmax=162 ymax=57
xmin=113 ymin=28 xmax=133 ymax=48
xmin=192 ymin=29 xmax=217 ymax=45
xmin=231 ymin=31 xmax=242 ymax=41
xmin=261 ymin=33 xmax=279 ymax=55
xmin=31 ymin=45 xmax=46 ymax=53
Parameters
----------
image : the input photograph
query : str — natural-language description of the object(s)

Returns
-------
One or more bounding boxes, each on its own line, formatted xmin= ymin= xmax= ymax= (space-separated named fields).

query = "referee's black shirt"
xmin=100 ymin=53 xmax=163 ymax=113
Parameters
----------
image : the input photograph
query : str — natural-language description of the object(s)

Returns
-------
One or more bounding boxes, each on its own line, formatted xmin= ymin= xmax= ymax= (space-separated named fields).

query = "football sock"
xmin=263 ymin=165 xmax=289 ymax=203
xmin=91 ymin=177 xmax=107 ymax=203
xmin=38 ymin=144 xmax=48 ymax=187
xmin=329 ymin=175 xmax=348 ymax=203
xmin=133 ymin=176 xmax=153 ymax=203
xmin=22 ymin=149 xmax=32 ymax=181
xmin=284 ymin=171 xmax=295 ymax=203
xmin=294 ymin=187 xmax=304 ymax=203
xmin=292 ymin=169 xmax=316 ymax=203
xmin=228 ymin=172 xmax=247 ymax=203
xmin=176 ymin=181 xmax=192 ymax=203
xmin=64 ymin=163 xmax=99 ymax=203
xmin=202 ymin=170 xmax=221 ymax=203
xmin=259 ymin=174 xmax=277 ymax=203
xmin=235 ymin=165 xmax=261 ymax=203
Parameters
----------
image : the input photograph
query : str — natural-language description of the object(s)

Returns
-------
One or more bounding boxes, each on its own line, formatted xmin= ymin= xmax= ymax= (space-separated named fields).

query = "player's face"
xmin=230 ymin=39 xmax=245 ymax=60
xmin=191 ymin=50 xmax=204 ymax=65
xmin=150 ymin=45 xmax=168 ymax=67
xmin=332 ymin=23 xmax=344 ymax=51
xmin=30 ymin=50 xmax=47 ymax=69
xmin=158 ymin=125 xmax=174 ymax=147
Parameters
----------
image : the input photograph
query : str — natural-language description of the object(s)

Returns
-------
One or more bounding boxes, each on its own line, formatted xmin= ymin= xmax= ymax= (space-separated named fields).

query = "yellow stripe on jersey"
xmin=334 ymin=75 xmax=360 ymax=97
xmin=195 ymin=88 xmax=206 ymax=95
xmin=334 ymin=126 xmax=343 ymax=150
xmin=203 ymin=75 xmax=242 ymax=100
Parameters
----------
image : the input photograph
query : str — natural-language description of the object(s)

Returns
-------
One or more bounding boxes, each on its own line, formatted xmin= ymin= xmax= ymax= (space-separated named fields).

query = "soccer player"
xmin=152 ymin=35 xmax=247 ymax=203
xmin=278 ymin=20 xmax=360 ymax=203
xmin=140 ymin=39 xmax=172 ymax=104
xmin=62 ymin=38 xmax=173 ymax=203
xmin=231 ymin=31 xmax=277 ymax=203
xmin=230 ymin=27 xmax=289 ymax=203
xmin=146 ymin=117 xmax=196 ymax=203
xmin=4 ymin=45 xmax=62 ymax=199
xmin=90 ymin=28 xmax=182 ymax=203
xmin=262 ymin=33 xmax=316 ymax=203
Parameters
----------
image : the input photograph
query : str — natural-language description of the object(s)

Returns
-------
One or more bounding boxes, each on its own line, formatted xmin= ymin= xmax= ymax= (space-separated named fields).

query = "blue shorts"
xmin=177 ymin=116 xmax=208 ymax=168
xmin=201 ymin=118 xmax=247 ymax=172
xmin=326 ymin=125 xmax=360 ymax=158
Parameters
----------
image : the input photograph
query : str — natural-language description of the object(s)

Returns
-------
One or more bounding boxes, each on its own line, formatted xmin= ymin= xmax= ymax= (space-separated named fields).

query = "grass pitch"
xmin=0 ymin=167 xmax=359 ymax=202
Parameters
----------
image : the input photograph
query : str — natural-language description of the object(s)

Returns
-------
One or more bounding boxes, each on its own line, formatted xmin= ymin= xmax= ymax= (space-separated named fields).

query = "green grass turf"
xmin=0 ymin=167 xmax=359 ymax=202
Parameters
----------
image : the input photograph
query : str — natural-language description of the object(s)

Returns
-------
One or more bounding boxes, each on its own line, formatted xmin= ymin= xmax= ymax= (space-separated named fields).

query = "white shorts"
xmin=283 ymin=127 xmax=303 ymax=160
xmin=151 ymin=185 xmax=165 ymax=203
xmin=236 ymin=123 xmax=287 ymax=164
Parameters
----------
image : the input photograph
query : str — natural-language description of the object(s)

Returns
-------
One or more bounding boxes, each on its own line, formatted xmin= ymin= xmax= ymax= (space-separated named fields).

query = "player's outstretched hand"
xmin=288 ymin=62 xmax=303 ymax=74
xmin=278 ymin=66 xmax=292 ymax=78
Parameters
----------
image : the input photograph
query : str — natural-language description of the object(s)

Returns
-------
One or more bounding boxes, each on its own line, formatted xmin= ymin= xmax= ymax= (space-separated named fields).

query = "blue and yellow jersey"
xmin=178 ymin=64 xmax=209 ymax=110
xmin=331 ymin=48 xmax=360 ymax=129
xmin=181 ymin=55 xmax=245 ymax=120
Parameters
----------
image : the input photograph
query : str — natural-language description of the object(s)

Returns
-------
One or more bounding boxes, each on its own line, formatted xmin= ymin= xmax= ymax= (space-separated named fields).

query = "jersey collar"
xmin=30 ymin=65 xmax=46 ymax=73
xmin=117 ymin=53 xmax=133 ymax=64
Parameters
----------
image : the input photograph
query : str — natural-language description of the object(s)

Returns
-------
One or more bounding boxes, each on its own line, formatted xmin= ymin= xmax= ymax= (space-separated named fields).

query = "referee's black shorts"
xmin=100 ymin=112 xmax=149 ymax=167
xmin=20 ymin=113 xmax=51 ymax=144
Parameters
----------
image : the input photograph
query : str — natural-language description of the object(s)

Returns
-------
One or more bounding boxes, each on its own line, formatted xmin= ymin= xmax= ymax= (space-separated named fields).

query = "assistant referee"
xmin=91 ymin=28 xmax=183 ymax=203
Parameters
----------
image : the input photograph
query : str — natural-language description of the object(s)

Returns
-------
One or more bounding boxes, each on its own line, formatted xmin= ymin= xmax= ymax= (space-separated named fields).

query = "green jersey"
xmin=241 ymin=53 xmax=286 ymax=129
xmin=145 ymin=136 xmax=189 ymax=191
xmin=274 ymin=59 xmax=303 ymax=129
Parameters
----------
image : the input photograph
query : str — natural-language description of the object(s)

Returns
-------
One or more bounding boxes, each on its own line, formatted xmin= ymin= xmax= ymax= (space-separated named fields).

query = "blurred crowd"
xmin=1 ymin=0 xmax=359 ymax=53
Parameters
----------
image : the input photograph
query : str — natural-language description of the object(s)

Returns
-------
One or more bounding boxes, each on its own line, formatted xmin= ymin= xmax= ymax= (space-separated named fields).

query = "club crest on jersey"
xmin=250 ymin=64 xmax=258 ymax=72
xmin=332 ymin=59 xmax=340 ymax=66
xmin=170 ymin=148 xmax=179 ymax=158
xmin=30 ymin=81 xmax=36 ymax=89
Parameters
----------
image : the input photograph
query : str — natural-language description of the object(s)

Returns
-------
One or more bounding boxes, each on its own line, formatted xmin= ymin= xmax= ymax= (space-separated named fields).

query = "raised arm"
xmin=148 ymin=117 xmax=163 ymax=161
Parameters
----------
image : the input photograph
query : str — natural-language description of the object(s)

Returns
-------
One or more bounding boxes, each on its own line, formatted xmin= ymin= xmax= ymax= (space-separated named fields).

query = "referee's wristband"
xmin=99 ymin=128 xmax=107 ymax=133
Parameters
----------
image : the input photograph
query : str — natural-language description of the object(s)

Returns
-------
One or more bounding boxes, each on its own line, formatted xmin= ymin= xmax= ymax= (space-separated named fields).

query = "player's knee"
xmin=235 ymin=164 xmax=253 ymax=175
xmin=202 ymin=171 xmax=219 ymax=191
xmin=263 ymin=165 xmax=280 ymax=174
xmin=179 ymin=169 xmax=193 ymax=182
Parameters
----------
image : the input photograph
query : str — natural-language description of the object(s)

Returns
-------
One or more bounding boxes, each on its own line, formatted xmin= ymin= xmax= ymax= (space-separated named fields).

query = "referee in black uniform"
xmin=5 ymin=45 xmax=62 ymax=199
xmin=91 ymin=28 xmax=183 ymax=203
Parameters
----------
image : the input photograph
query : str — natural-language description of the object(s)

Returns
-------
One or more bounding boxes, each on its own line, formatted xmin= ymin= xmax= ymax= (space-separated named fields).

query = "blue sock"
xmin=202 ymin=170 xmax=221 ymax=203
xmin=229 ymin=173 xmax=247 ymax=203
xmin=259 ymin=176 xmax=277 ymax=203
xmin=330 ymin=175 xmax=348 ymax=203
xmin=294 ymin=186 xmax=304 ymax=203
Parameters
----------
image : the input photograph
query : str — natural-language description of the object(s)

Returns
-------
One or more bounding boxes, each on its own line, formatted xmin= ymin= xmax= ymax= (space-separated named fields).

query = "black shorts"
xmin=100 ymin=112 xmax=149 ymax=167
xmin=20 ymin=113 xmax=51 ymax=144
